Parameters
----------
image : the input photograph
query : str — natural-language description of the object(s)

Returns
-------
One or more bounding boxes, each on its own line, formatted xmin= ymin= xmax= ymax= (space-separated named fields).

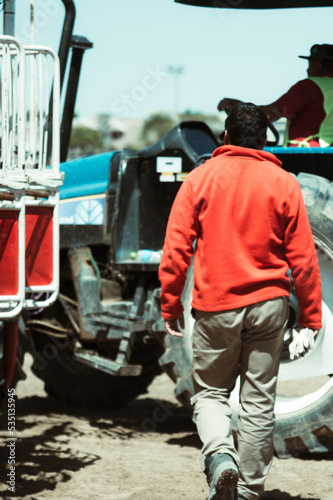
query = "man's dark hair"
xmin=225 ymin=102 xmax=268 ymax=149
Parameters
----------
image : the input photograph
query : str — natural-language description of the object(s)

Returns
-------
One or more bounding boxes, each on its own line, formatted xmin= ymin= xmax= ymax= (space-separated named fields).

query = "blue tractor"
xmin=18 ymin=0 xmax=333 ymax=459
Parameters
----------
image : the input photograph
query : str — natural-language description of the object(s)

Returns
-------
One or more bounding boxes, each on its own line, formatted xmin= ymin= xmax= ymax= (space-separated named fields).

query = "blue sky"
xmin=4 ymin=1 xmax=333 ymax=120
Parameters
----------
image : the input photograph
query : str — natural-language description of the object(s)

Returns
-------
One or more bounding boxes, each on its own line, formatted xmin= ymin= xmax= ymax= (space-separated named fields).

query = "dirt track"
xmin=0 ymin=353 xmax=332 ymax=500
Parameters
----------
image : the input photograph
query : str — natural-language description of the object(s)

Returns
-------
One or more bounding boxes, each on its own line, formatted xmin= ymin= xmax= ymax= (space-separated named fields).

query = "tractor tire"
xmin=29 ymin=321 xmax=163 ymax=409
xmin=158 ymin=172 xmax=333 ymax=458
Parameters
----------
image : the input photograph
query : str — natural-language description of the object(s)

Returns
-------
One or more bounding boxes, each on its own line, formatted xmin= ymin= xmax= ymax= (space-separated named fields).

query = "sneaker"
xmin=205 ymin=453 xmax=239 ymax=500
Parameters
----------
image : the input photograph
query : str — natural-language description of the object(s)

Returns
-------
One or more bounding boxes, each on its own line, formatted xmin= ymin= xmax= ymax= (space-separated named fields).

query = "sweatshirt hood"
xmin=211 ymin=145 xmax=282 ymax=167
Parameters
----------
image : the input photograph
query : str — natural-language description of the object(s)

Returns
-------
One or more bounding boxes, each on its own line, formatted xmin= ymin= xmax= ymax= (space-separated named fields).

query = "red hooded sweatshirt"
xmin=158 ymin=145 xmax=322 ymax=330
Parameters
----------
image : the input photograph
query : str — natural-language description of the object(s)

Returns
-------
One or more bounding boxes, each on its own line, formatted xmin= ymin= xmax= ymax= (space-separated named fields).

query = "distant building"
xmin=70 ymin=115 xmax=144 ymax=154
xmin=110 ymin=118 xmax=144 ymax=151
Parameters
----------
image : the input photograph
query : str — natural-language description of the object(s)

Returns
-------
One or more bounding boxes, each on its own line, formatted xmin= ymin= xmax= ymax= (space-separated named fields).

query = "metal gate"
xmin=0 ymin=36 xmax=63 ymax=318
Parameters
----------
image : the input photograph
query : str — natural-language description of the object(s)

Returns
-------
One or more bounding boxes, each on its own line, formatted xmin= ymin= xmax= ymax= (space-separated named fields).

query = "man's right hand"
xmin=164 ymin=314 xmax=185 ymax=338
xmin=217 ymin=98 xmax=242 ymax=112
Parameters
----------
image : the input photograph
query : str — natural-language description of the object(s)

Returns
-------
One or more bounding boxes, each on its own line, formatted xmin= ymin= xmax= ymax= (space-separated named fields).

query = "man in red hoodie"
xmin=158 ymin=103 xmax=322 ymax=500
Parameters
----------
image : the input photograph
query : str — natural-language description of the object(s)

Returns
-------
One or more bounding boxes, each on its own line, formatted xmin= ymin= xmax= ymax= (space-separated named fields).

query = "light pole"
xmin=168 ymin=65 xmax=184 ymax=119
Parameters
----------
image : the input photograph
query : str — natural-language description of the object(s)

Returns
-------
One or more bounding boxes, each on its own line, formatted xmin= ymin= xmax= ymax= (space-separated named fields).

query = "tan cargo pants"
xmin=191 ymin=297 xmax=289 ymax=500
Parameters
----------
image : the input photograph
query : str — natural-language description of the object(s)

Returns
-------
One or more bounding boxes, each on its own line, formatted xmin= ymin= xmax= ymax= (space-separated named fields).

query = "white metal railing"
xmin=23 ymin=45 xmax=62 ymax=310
xmin=0 ymin=37 xmax=26 ymax=318
xmin=24 ymin=45 xmax=60 ymax=173
xmin=0 ymin=36 xmax=25 ymax=173
xmin=0 ymin=36 xmax=63 ymax=317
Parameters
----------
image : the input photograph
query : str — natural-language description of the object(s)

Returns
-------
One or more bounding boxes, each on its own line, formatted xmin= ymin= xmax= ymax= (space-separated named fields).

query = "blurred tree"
xmin=69 ymin=126 xmax=103 ymax=155
xmin=140 ymin=113 xmax=176 ymax=147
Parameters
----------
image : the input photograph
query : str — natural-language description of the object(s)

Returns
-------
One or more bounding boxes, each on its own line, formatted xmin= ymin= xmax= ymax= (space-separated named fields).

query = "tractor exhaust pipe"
xmin=3 ymin=0 xmax=15 ymax=36
xmin=47 ymin=0 xmax=76 ymax=164
xmin=60 ymin=35 xmax=93 ymax=162
xmin=59 ymin=0 xmax=76 ymax=91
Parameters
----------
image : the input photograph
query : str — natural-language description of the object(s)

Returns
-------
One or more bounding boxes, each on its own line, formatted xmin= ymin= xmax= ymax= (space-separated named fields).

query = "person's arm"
xmin=264 ymin=79 xmax=318 ymax=124
xmin=217 ymin=97 xmax=242 ymax=112
xmin=284 ymin=181 xmax=322 ymax=330
xmin=258 ymin=104 xmax=283 ymax=123
xmin=218 ymin=80 xmax=314 ymax=125
xmin=217 ymin=98 xmax=282 ymax=123
xmin=158 ymin=177 xmax=199 ymax=336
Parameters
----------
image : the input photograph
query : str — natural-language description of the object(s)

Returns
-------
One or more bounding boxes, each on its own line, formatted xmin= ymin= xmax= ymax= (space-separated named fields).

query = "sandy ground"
xmin=0 ymin=353 xmax=332 ymax=500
